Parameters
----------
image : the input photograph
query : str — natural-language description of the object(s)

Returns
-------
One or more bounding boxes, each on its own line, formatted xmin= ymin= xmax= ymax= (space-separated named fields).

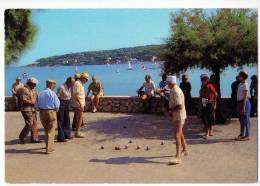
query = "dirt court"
xmin=5 ymin=112 xmax=258 ymax=183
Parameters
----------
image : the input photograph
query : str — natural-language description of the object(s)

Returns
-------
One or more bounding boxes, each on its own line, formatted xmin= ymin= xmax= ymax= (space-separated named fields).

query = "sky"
xmin=18 ymin=9 xmax=177 ymax=66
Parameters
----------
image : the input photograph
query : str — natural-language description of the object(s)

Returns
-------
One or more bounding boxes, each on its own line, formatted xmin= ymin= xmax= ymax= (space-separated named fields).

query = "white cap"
xmin=166 ymin=75 xmax=177 ymax=84
xmin=28 ymin=77 xmax=39 ymax=84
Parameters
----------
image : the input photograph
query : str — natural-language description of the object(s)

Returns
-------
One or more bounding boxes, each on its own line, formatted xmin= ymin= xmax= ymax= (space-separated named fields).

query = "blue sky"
xmin=18 ymin=9 xmax=177 ymax=66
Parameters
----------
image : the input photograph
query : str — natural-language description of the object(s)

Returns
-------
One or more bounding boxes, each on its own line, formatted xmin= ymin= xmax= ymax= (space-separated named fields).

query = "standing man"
xmin=180 ymin=74 xmax=192 ymax=115
xmin=57 ymin=77 xmax=75 ymax=142
xmin=166 ymin=75 xmax=188 ymax=165
xmin=230 ymin=76 xmax=240 ymax=117
xmin=200 ymin=74 xmax=218 ymax=138
xmin=36 ymin=80 xmax=60 ymax=154
xmin=11 ymin=77 xmax=24 ymax=110
xmin=71 ymin=72 xmax=89 ymax=138
xmin=16 ymin=77 xmax=40 ymax=144
xmin=87 ymin=76 xmax=104 ymax=113
xmin=72 ymin=73 xmax=84 ymax=130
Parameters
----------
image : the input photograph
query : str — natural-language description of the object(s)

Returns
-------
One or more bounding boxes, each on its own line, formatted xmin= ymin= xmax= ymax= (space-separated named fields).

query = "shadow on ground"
xmin=89 ymin=155 xmax=173 ymax=165
xmin=84 ymin=114 xmax=235 ymax=145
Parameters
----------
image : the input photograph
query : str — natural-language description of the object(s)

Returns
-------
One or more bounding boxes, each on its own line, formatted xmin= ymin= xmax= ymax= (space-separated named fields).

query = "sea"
xmin=5 ymin=62 xmax=257 ymax=97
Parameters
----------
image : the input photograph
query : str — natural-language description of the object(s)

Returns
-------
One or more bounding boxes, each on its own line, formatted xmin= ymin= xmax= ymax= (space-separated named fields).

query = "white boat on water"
xmin=127 ymin=61 xmax=133 ymax=70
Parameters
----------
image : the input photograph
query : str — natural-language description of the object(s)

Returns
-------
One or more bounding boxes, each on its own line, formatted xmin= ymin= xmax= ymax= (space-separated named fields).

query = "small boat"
xmin=127 ymin=61 xmax=133 ymax=70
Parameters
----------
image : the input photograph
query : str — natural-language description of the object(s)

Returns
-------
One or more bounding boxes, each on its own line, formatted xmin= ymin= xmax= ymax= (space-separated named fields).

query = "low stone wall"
xmin=5 ymin=96 xmax=232 ymax=116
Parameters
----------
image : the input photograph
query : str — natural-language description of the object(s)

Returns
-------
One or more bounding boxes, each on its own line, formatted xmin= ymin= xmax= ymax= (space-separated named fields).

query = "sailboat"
xmin=127 ymin=61 xmax=133 ymax=70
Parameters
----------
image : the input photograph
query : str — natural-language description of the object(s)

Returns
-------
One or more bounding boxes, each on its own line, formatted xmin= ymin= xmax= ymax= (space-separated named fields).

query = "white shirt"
xmin=143 ymin=81 xmax=156 ymax=96
xmin=237 ymin=82 xmax=249 ymax=101
xmin=57 ymin=83 xmax=71 ymax=101
xmin=71 ymin=80 xmax=85 ymax=108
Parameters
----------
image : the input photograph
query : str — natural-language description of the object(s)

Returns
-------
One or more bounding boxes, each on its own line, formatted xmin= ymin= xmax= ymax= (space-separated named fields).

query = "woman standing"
xmin=235 ymin=71 xmax=251 ymax=141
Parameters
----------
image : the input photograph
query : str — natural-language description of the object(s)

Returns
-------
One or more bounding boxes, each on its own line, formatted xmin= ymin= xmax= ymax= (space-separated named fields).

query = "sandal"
xmin=168 ymin=158 xmax=182 ymax=165
xmin=239 ymin=136 xmax=250 ymax=141
xmin=234 ymin=135 xmax=243 ymax=141
xmin=181 ymin=150 xmax=189 ymax=156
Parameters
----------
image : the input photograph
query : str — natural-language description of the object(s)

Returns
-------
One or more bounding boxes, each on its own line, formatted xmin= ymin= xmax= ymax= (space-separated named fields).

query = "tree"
xmin=161 ymin=9 xmax=257 ymax=123
xmin=5 ymin=9 xmax=37 ymax=64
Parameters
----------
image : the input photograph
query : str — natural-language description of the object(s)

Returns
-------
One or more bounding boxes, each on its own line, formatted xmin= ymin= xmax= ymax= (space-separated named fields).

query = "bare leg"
xmin=181 ymin=133 xmax=187 ymax=152
xmin=175 ymin=124 xmax=182 ymax=159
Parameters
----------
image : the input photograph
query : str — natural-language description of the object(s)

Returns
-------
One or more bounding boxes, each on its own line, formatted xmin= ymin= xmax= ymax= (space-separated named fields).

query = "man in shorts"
xmin=166 ymin=75 xmax=188 ymax=165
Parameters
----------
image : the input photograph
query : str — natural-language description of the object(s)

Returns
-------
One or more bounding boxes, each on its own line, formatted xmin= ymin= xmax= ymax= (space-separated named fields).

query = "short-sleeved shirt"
xmin=200 ymin=83 xmax=217 ymax=102
xmin=143 ymin=81 xmax=156 ymax=96
xmin=237 ymin=82 xmax=249 ymax=101
xmin=88 ymin=82 xmax=103 ymax=96
xmin=71 ymin=80 xmax=85 ymax=108
xmin=12 ymin=82 xmax=24 ymax=95
xmin=169 ymin=85 xmax=187 ymax=122
xmin=57 ymin=83 xmax=71 ymax=101
xmin=16 ymin=85 xmax=37 ymax=111
xmin=159 ymin=81 xmax=167 ymax=89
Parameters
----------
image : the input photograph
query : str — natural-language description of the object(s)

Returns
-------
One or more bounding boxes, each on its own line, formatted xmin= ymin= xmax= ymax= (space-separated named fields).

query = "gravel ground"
xmin=5 ymin=112 xmax=258 ymax=183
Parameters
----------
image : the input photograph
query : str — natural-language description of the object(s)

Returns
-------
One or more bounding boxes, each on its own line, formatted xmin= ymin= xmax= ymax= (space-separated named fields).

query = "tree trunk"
xmin=212 ymin=68 xmax=227 ymax=124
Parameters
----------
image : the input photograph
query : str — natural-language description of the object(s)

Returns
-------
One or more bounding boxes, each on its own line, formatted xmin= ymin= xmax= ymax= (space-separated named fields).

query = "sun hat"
xmin=200 ymin=74 xmax=209 ymax=80
xmin=74 ymin=73 xmax=81 ymax=79
xmin=166 ymin=75 xmax=177 ymax=84
xmin=28 ymin=77 xmax=39 ymax=84
xmin=46 ymin=80 xmax=56 ymax=84
xmin=81 ymin=72 xmax=89 ymax=80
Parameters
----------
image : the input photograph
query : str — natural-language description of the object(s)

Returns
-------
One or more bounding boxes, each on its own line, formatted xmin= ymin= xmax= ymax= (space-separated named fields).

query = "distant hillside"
xmin=28 ymin=44 xmax=164 ymax=67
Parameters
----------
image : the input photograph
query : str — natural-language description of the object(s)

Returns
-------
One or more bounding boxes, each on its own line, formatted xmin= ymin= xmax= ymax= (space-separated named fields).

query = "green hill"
xmin=28 ymin=44 xmax=164 ymax=67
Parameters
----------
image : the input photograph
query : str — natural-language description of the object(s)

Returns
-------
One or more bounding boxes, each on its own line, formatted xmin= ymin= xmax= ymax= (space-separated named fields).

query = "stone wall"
xmin=5 ymin=96 xmax=232 ymax=116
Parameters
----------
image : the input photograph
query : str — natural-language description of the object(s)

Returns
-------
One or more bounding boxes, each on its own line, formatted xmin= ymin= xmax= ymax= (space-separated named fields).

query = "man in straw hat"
xmin=16 ymin=77 xmax=41 ymax=144
xmin=72 ymin=73 xmax=84 ymax=130
xmin=36 ymin=80 xmax=60 ymax=154
xmin=71 ymin=72 xmax=89 ymax=138
xmin=166 ymin=75 xmax=188 ymax=165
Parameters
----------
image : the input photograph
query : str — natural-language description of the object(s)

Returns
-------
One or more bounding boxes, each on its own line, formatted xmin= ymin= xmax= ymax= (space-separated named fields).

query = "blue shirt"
xmin=36 ymin=88 xmax=60 ymax=111
xmin=159 ymin=81 xmax=167 ymax=89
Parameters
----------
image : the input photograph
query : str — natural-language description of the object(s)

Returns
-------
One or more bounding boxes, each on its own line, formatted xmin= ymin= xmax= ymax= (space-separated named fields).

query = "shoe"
xmin=181 ymin=150 xmax=189 ymax=156
xmin=31 ymin=140 xmax=43 ymax=143
xmin=203 ymin=134 xmax=209 ymax=139
xmin=46 ymin=149 xmax=55 ymax=154
xmin=19 ymin=139 xmax=25 ymax=144
xmin=239 ymin=136 xmax=250 ymax=141
xmin=75 ymin=132 xmax=85 ymax=138
xmin=168 ymin=158 xmax=182 ymax=165
xmin=57 ymin=139 xmax=68 ymax=143
xmin=92 ymin=107 xmax=97 ymax=113
xmin=234 ymin=135 xmax=243 ymax=141
xmin=66 ymin=136 xmax=74 ymax=140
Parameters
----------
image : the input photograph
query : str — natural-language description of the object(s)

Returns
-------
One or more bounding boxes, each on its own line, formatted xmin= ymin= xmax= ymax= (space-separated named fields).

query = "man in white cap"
xmin=166 ymin=75 xmax=188 ymax=165
xmin=16 ymin=77 xmax=41 ymax=144
xmin=71 ymin=72 xmax=89 ymax=138
xmin=11 ymin=77 xmax=24 ymax=110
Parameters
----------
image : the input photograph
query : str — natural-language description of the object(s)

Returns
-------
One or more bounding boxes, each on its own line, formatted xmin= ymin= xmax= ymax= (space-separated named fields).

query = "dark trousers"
xmin=237 ymin=100 xmax=251 ymax=137
xmin=57 ymin=100 xmax=71 ymax=140
xmin=201 ymin=103 xmax=215 ymax=129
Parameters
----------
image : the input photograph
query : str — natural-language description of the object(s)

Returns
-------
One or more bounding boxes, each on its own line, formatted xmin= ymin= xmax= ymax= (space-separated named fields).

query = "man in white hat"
xmin=166 ymin=75 xmax=188 ymax=165
xmin=16 ymin=77 xmax=41 ymax=144
xmin=11 ymin=77 xmax=24 ymax=110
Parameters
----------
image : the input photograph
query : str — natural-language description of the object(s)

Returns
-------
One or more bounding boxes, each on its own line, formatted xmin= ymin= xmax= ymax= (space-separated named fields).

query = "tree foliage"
xmin=5 ymin=9 xmax=37 ymax=64
xmin=161 ymin=9 xmax=257 ymax=75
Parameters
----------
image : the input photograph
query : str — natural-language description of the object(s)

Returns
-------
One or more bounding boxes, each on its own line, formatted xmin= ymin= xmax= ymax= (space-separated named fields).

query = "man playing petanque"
xmin=166 ymin=75 xmax=188 ymax=165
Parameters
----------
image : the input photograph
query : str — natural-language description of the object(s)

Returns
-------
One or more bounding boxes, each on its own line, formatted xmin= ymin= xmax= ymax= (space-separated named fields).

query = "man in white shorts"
xmin=166 ymin=75 xmax=188 ymax=165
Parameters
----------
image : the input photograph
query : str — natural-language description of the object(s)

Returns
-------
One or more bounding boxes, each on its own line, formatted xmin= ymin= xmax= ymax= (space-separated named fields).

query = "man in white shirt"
xmin=71 ymin=72 xmax=89 ymax=138
xmin=57 ymin=77 xmax=75 ymax=142
xmin=166 ymin=75 xmax=188 ymax=165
